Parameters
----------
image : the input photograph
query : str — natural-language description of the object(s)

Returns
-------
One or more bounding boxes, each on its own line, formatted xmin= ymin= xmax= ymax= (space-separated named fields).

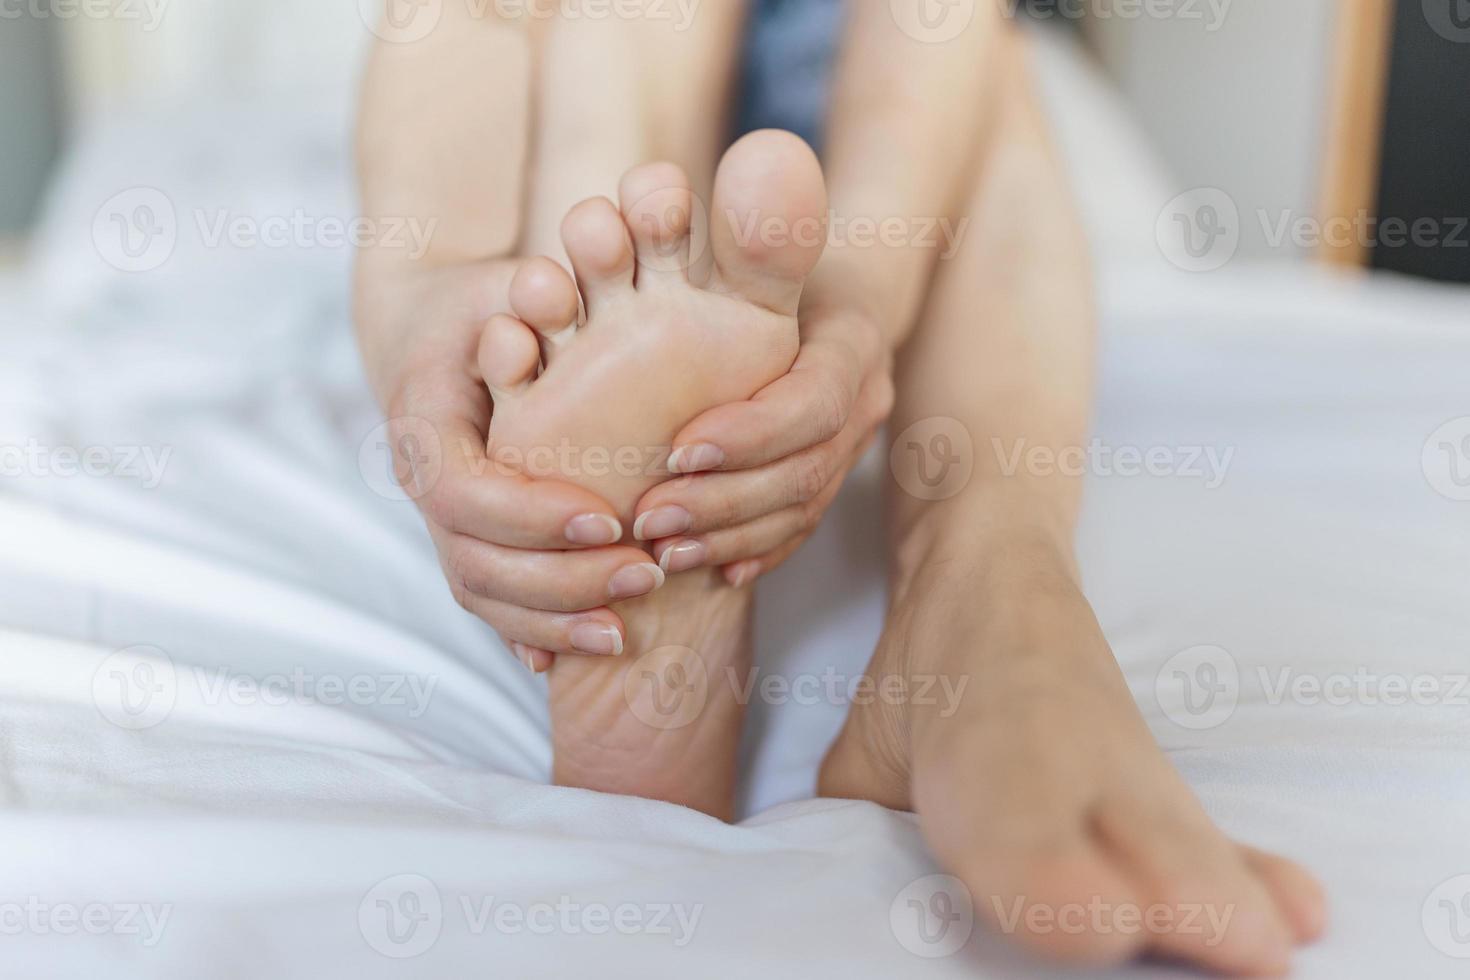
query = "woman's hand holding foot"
xmin=632 ymin=287 xmax=895 ymax=585
xmin=353 ymin=259 xmax=655 ymax=672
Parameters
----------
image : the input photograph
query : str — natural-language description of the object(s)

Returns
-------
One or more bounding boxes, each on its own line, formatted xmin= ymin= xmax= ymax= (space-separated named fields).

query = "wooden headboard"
xmin=1319 ymin=0 xmax=1470 ymax=283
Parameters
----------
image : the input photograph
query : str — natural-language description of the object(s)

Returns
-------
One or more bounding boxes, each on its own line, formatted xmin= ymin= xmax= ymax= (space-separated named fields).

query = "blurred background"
xmin=1 ymin=0 xmax=1465 ymax=281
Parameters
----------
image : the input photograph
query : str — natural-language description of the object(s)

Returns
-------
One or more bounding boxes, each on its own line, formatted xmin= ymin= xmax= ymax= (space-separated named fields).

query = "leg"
xmin=486 ymin=9 xmax=828 ymax=820
xmin=820 ymin=32 xmax=1328 ymax=975
xmin=358 ymin=5 xmax=773 ymax=818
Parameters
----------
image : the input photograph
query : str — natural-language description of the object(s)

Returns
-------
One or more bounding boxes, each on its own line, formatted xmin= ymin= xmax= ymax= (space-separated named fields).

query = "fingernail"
xmin=667 ymin=443 xmax=724 ymax=474
xmin=565 ymin=513 xmax=622 ymax=546
xmin=570 ymin=623 xmax=624 ymax=657
xmin=511 ymin=642 xmax=534 ymax=671
xmin=633 ymin=505 xmax=692 ymax=541
xmin=658 ymin=539 xmax=707 ymax=574
xmin=726 ymin=560 xmax=760 ymax=588
xmin=608 ymin=562 xmax=666 ymax=600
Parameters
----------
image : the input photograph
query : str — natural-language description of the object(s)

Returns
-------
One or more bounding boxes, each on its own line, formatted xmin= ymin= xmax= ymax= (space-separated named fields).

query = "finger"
xmin=457 ymin=591 xmax=626 ymax=658
xmin=667 ymin=339 xmax=862 ymax=473
xmin=442 ymin=532 xmax=666 ymax=612
xmin=651 ymin=505 xmax=809 ymax=576
xmin=393 ymin=364 xmax=624 ymax=549
xmin=1238 ymin=845 xmax=1328 ymax=944
xmin=633 ymin=438 xmax=843 ymax=540
xmin=508 ymin=641 xmax=556 ymax=674
xmin=719 ymin=533 xmax=809 ymax=586
xmin=1099 ymin=805 xmax=1296 ymax=977
xmin=637 ymin=378 xmax=880 ymax=541
xmin=651 ymin=457 xmax=847 ymax=576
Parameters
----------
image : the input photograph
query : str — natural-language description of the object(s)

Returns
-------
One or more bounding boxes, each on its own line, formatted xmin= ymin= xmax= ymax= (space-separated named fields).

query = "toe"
xmin=963 ymin=843 xmax=1149 ymax=967
xmin=1238 ymin=845 xmax=1328 ymax=943
xmin=708 ymin=129 xmax=827 ymax=316
xmin=560 ymin=196 xmax=635 ymax=313
xmin=618 ymin=161 xmax=696 ymax=283
xmin=1099 ymin=806 xmax=1297 ymax=977
xmin=510 ymin=256 xmax=581 ymax=363
xmin=479 ymin=313 xmax=542 ymax=406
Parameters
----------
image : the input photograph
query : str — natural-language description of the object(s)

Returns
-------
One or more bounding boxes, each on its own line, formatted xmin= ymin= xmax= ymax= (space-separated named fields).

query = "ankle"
xmin=892 ymin=488 xmax=1079 ymax=602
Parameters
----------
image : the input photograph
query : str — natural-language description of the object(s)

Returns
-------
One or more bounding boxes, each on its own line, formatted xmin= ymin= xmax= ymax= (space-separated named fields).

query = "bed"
xmin=2 ymin=15 xmax=1468 ymax=979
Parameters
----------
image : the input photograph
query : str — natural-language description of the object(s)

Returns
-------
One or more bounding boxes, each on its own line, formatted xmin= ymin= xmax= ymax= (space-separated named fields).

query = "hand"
xmin=631 ymin=302 xmax=894 ymax=585
xmin=355 ymin=259 xmax=661 ymax=671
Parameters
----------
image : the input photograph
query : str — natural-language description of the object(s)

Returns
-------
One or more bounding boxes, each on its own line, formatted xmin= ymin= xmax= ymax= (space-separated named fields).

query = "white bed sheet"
xmin=5 ymin=27 xmax=1470 ymax=980
xmin=4 ymin=251 xmax=1470 ymax=979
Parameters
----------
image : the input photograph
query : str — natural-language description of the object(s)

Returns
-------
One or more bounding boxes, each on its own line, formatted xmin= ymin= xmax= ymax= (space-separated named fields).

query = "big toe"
xmin=708 ymin=129 xmax=827 ymax=316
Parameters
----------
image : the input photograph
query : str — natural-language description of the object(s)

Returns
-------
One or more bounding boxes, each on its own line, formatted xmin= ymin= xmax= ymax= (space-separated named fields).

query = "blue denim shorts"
xmin=736 ymin=0 xmax=845 ymax=153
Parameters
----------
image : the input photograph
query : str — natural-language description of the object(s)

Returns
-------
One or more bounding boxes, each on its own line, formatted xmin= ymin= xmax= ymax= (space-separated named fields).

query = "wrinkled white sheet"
xmin=3 ymin=254 xmax=1469 ymax=978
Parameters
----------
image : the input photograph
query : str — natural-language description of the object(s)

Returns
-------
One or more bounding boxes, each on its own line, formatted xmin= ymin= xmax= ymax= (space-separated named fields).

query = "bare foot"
xmin=820 ymin=532 xmax=1327 ymax=975
xmin=482 ymin=130 xmax=828 ymax=818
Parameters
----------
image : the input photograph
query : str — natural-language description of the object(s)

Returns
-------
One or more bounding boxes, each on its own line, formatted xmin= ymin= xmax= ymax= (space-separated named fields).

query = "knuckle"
xmin=445 ymin=545 xmax=475 ymax=596
xmin=446 ymin=565 xmax=475 ymax=613
xmin=789 ymin=452 xmax=828 ymax=504
xmin=809 ymin=372 xmax=851 ymax=443
xmin=423 ymin=478 xmax=462 ymax=530
xmin=707 ymin=489 xmax=745 ymax=529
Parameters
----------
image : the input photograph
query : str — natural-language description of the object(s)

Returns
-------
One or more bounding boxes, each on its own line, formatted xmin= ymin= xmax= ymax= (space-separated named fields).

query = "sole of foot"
xmin=483 ymin=129 xmax=828 ymax=818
